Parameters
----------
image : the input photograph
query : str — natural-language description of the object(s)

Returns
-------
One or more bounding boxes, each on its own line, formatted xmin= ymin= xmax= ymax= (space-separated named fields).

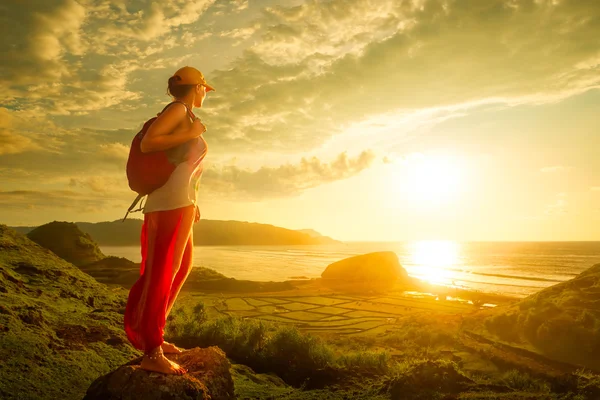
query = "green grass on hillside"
xmin=0 ymin=225 xmax=137 ymax=400
xmin=166 ymin=299 xmax=600 ymax=399
xmin=483 ymin=264 xmax=600 ymax=370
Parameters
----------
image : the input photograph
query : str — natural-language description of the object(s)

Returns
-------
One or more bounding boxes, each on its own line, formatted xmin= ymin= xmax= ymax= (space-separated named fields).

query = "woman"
xmin=124 ymin=66 xmax=214 ymax=375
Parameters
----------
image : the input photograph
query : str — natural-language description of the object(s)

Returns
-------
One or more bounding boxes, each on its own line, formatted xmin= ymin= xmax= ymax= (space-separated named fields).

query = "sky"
xmin=0 ymin=0 xmax=599 ymax=242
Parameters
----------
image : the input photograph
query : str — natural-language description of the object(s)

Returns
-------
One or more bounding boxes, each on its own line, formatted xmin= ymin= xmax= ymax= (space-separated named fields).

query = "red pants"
xmin=124 ymin=205 xmax=195 ymax=352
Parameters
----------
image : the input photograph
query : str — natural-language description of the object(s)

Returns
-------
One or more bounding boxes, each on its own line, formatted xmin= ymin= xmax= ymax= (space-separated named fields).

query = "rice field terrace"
xmin=189 ymin=292 xmax=476 ymax=337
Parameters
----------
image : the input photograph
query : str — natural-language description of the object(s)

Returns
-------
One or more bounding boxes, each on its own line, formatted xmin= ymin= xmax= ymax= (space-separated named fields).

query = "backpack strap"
xmin=121 ymin=194 xmax=146 ymax=222
xmin=159 ymin=100 xmax=196 ymax=122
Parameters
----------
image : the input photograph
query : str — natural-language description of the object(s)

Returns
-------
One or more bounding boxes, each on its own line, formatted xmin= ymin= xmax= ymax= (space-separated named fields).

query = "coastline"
xmin=93 ymin=254 xmax=519 ymax=309
xmin=99 ymin=241 xmax=600 ymax=299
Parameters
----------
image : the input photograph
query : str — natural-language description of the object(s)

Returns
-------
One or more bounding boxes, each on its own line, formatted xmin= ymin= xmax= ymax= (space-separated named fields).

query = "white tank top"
xmin=142 ymin=134 xmax=207 ymax=214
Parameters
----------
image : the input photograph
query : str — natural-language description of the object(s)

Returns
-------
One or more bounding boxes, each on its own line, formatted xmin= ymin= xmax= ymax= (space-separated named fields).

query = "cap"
xmin=171 ymin=66 xmax=215 ymax=92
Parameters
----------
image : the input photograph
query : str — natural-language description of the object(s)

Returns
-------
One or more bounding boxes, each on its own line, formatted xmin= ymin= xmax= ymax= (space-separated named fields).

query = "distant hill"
xmin=26 ymin=221 xmax=105 ymax=266
xmin=80 ymin=256 xmax=294 ymax=293
xmin=12 ymin=219 xmax=340 ymax=246
xmin=296 ymin=229 xmax=328 ymax=239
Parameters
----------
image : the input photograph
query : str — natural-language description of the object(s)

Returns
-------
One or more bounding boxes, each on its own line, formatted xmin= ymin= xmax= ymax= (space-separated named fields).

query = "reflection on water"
xmin=407 ymin=240 xmax=460 ymax=286
xmin=100 ymin=241 xmax=600 ymax=298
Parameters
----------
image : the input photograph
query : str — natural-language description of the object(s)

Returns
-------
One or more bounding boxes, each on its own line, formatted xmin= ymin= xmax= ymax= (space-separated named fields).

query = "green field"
xmin=185 ymin=293 xmax=474 ymax=337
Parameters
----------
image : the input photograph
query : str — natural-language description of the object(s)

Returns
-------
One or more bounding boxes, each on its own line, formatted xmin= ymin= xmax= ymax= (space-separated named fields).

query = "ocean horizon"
xmin=100 ymin=240 xmax=600 ymax=298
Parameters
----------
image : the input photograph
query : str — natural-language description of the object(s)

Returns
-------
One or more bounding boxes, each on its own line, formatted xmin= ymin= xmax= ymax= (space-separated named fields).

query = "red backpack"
xmin=122 ymin=101 xmax=195 ymax=221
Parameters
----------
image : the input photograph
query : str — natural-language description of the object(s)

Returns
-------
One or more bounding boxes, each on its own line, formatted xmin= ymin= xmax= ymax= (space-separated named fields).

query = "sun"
xmin=396 ymin=153 xmax=466 ymax=208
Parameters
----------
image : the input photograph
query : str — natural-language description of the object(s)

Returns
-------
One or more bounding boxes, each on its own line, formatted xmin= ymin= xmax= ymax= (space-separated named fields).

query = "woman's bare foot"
xmin=161 ymin=341 xmax=183 ymax=354
xmin=139 ymin=347 xmax=187 ymax=375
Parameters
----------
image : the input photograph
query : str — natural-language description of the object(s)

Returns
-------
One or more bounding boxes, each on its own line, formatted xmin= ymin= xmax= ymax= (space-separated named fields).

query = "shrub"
xmin=385 ymin=324 xmax=454 ymax=347
xmin=199 ymin=317 xmax=271 ymax=364
xmin=337 ymin=350 xmax=390 ymax=373
xmin=382 ymin=320 xmax=456 ymax=359
xmin=265 ymin=325 xmax=335 ymax=383
xmin=165 ymin=302 xmax=391 ymax=387
xmin=165 ymin=302 xmax=207 ymax=340
xmin=484 ymin=312 xmax=520 ymax=342
xmin=500 ymin=369 xmax=549 ymax=393
xmin=386 ymin=359 xmax=472 ymax=400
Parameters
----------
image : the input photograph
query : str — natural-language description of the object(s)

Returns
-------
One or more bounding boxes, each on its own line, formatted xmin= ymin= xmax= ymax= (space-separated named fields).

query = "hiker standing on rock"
xmin=123 ymin=66 xmax=214 ymax=375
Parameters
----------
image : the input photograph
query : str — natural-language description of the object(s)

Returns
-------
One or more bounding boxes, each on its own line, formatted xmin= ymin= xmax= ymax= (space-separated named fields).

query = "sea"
xmin=99 ymin=241 xmax=600 ymax=298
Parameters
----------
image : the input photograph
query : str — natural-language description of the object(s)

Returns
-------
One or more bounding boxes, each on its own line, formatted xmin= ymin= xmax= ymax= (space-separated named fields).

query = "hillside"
xmin=0 ymin=225 xmax=137 ymax=400
xmin=12 ymin=219 xmax=340 ymax=246
xmin=25 ymin=221 xmax=105 ymax=266
xmin=476 ymin=263 xmax=600 ymax=370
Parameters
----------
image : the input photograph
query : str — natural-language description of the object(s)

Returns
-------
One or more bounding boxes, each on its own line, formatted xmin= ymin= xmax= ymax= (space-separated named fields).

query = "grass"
xmin=243 ymin=298 xmax=273 ymax=307
xmin=224 ymin=298 xmax=255 ymax=311
xmin=384 ymin=359 xmax=473 ymax=400
xmin=483 ymin=265 xmax=600 ymax=370
xmin=312 ymin=306 xmax=351 ymax=315
xmin=381 ymin=316 xmax=457 ymax=359
xmin=277 ymin=302 xmax=318 ymax=311
xmin=166 ymin=298 xmax=600 ymax=399
xmin=280 ymin=311 xmax=330 ymax=321
xmin=0 ymin=225 xmax=137 ymax=400
xmin=281 ymin=296 xmax=349 ymax=306
xmin=499 ymin=369 xmax=550 ymax=392
xmin=166 ymin=302 xmax=391 ymax=387
xmin=337 ymin=350 xmax=390 ymax=373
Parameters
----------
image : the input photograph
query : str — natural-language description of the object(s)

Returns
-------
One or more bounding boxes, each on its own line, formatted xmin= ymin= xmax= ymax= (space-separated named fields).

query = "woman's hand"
xmin=190 ymin=118 xmax=207 ymax=138
xmin=142 ymin=103 xmax=202 ymax=153
xmin=194 ymin=205 xmax=200 ymax=222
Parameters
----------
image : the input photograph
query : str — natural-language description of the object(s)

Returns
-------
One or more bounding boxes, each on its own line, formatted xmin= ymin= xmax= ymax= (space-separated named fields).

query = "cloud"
xmin=94 ymin=0 xmax=215 ymax=42
xmin=2 ymin=0 xmax=600 ymax=225
xmin=0 ymin=0 xmax=215 ymax=115
xmin=540 ymin=166 xmax=573 ymax=173
xmin=0 ymin=0 xmax=87 ymax=87
xmin=0 ymin=190 xmax=112 ymax=213
xmin=194 ymin=0 xmax=600 ymax=155
xmin=0 ymin=131 xmax=37 ymax=155
xmin=0 ymin=107 xmax=54 ymax=154
xmin=202 ymin=150 xmax=376 ymax=199
xmin=544 ymin=193 xmax=568 ymax=215
xmin=99 ymin=143 xmax=130 ymax=161
xmin=68 ymin=175 xmax=129 ymax=195
xmin=0 ymin=168 xmax=35 ymax=182
xmin=3 ymin=0 xmax=600 ymax=153
xmin=218 ymin=25 xmax=260 ymax=45
xmin=254 ymin=0 xmax=406 ymax=66
xmin=0 ymin=112 xmax=133 ymax=179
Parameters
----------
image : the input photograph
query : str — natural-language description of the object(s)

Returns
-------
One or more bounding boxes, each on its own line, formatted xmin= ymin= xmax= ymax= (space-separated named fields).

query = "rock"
xmin=26 ymin=221 xmax=105 ymax=266
xmin=18 ymin=306 xmax=47 ymax=327
xmin=321 ymin=251 xmax=408 ymax=282
xmin=83 ymin=346 xmax=235 ymax=400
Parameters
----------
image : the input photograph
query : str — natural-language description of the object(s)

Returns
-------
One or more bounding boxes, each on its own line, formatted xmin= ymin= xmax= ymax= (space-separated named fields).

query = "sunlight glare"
xmin=408 ymin=240 xmax=460 ymax=286
xmin=396 ymin=153 xmax=466 ymax=209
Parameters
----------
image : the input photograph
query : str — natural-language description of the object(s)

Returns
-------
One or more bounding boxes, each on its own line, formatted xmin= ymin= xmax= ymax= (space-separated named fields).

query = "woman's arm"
xmin=140 ymin=103 xmax=206 ymax=153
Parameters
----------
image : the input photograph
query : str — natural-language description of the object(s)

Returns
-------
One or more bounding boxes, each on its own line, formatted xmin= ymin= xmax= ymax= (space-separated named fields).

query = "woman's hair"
xmin=167 ymin=75 xmax=196 ymax=98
